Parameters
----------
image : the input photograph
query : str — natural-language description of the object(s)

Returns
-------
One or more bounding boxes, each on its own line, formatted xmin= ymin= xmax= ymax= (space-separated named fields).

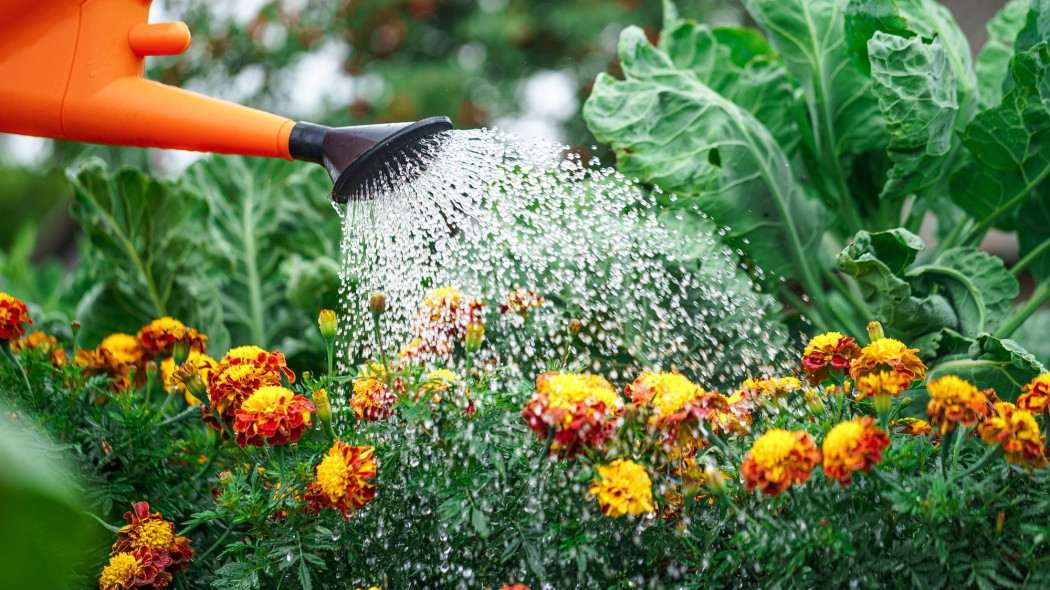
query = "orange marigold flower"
xmin=800 ymin=332 xmax=860 ymax=385
xmin=499 ymin=585 xmax=531 ymax=590
xmin=137 ymin=317 xmax=207 ymax=358
xmin=202 ymin=346 xmax=295 ymax=435
xmin=499 ymin=289 xmax=544 ymax=318
xmin=740 ymin=429 xmax=822 ymax=497
xmin=522 ymin=371 xmax=622 ymax=458
xmin=1017 ymin=373 xmax=1050 ymax=414
xmin=306 ymin=442 xmax=377 ymax=518
xmin=77 ymin=333 xmax=147 ymax=391
xmin=892 ymin=417 xmax=936 ymax=438
xmin=233 ymin=385 xmax=315 ymax=448
xmin=0 ymin=292 xmax=31 ymax=340
xmin=978 ymin=402 xmax=1047 ymax=471
xmin=412 ymin=286 xmax=485 ymax=348
xmin=419 ymin=369 xmax=475 ymax=414
xmin=712 ymin=392 xmax=752 ymax=435
xmin=161 ymin=351 xmax=217 ymax=405
xmin=850 ymin=337 xmax=927 ymax=381
xmin=853 ymin=369 xmax=912 ymax=401
xmin=99 ymin=548 xmax=173 ymax=590
xmin=12 ymin=330 xmax=67 ymax=366
xmin=112 ymin=502 xmax=194 ymax=577
xmin=822 ymin=417 xmax=890 ymax=486
xmin=738 ymin=375 xmax=804 ymax=405
xmin=588 ymin=459 xmax=655 ymax=518
xmin=351 ymin=362 xmax=401 ymax=421
xmin=926 ymin=375 xmax=992 ymax=435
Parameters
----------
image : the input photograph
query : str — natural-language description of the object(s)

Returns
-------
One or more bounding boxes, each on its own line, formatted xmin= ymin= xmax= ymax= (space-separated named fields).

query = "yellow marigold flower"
xmin=588 ymin=459 xmax=655 ymax=518
xmin=713 ymin=392 xmax=752 ymax=435
xmin=740 ymin=429 xmax=822 ymax=497
xmin=1017 ymin=373 xmax=1050 ymax=414
xmin=233 ymin=385 xmax=315 ymax=449
xmin=351 ymin=362 xmax=401 ymax=421
xmin=306 ymin=442 xmax=377 ymax=518
xmin=111 ymin=502 xmax=193 ymax=579
xmin=978 ymin=402 xmax=1047 ymax=471
xmin=137 ymin=317 xmax=207 ymax=358
xmin=76 ymin=333 xmax=147 ymax=391
xmin=12 ymin=330 xmax=67 ymax=366
xmin=853 ymin=369 xmax=912 ymax=401
xmin=822 ymin=417 xmax=890 ymax=486
xmin=161 ymin=351 xmax=217 ymax=405
xmin=739 ymin=375 xmax=804 ymax=404
xmin=420 ymin=369 xmax=473 ymax=409
xmin=892 ymin=417 xmax=936 ymax=438
xmin=100 ymin=333 xmax=146 ymax=368
xmin=850 ymin=337 xmax=927 ymax=381
xmin=99 ymin=552 xmax=144 ymax=590
xmin=523 ymin=371 xmax=622 ymax=457
xmin=203 ymin=346 xmax=295 ymax=435
xmin=926 ymin=375 xmax=992 ymax=435
xmin=800 ymin=332 xmax=860 ymax=385
xmin=415 ymin=286 xmax=485 ymax=341
xmin=0 ymin=292 xmax=31 ymax=340
xmin=500 ymin=289 xmax=545 ymax=318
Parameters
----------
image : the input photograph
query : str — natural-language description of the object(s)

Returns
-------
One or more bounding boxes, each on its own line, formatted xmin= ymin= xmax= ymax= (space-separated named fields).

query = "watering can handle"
xmin=0 ymin=0 xmax=295 ymax=159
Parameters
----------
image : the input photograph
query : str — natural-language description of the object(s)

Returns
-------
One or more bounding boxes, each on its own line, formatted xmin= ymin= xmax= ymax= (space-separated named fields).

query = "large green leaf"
xmin=907 ymin=248 xmax=1019 ymax=336
xmin=68 ymin=159 xmax=226 ymax=349
xmin=975 ymin=0 xmax=1030 ymax=110
xmin=1015 ymin=186 xmax=1050 ymax=282
xmin=583 ymin=26 xmax=826 ymax=292
xmin=951 ymin=43 xmax=1050 ymax=231
xmin=868 ymin=33 xmax=958 ymax=201
xmin=181 ymin=156 xmax=341 ymax=357
xmin=927 ymin=334 xmax=1046 ymax=399
xmin=658 ymin=20 xmax=802 ymax=153
xmin=744 ymin=0 xmax=887 ymax=157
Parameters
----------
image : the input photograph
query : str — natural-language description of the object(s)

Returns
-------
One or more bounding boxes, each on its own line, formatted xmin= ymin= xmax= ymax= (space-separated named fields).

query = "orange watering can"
xmin=0 ymin=0 xmax=451 ymax=202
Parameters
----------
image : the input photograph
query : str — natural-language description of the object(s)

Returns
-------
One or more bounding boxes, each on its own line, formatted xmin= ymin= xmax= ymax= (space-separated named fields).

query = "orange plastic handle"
xmin=0 ymin=0 xmax=293 ymax=159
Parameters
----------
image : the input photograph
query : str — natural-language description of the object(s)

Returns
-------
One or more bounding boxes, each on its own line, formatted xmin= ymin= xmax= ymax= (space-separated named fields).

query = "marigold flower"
xmin=500 ymin=289 xmax=544 ymax=318
xmin=12 ymin=330 xmax=67 ymax=366
xmin=76 ymin=333 xmax=148 ymax=391
xmin=111 ymin=502 xmax=194 ymax=577
xmin=233 ymin=385 xmax=315 ymax=448
xmin=412 ymin=286 xmax=485 ymax=351
xmin=162 ymin=351 xmax=217 ymax=405
xmin=588 ymin=459 xmax=655 ymax=518
xmin=202 ymin=346 xmax=295 ymax=435
xmin=740 ymin=429 xmax=822 ymax=497
xmin=319 ymin=309 xmax=338 ymax=340
xmin=712 ymin=392 xmax=752 ymax=435
xmin=306 ymin=442 xmax=377 ymax=518
xmin=522 ymin=371 xmax=622 ymax=457
xmin=800 ymin=332 xmax=860 ymax=385
xmin=738 ymin=375 xmax=804 ymax=404
xmin=137 ymin=317 xmax=207 ymax=358
xmin=419 ymin=369 xmax=475 ymax=415
xmin=821 ymin=417 xmax=890 ymax=486
xmin=854 ymin=369 xmax=912 ymax=401
xmin=0 ymin=292 xmax=31 ymax=340
xmin=313 ymin=388 xmax=332 ymax=423
xmin=499 ymin=585 xmax=530 ymax=590
xmin=926 ymin=375 xmax=992 ymax=435
xmin=892 ymin=417 xmax=935 ymax=438
xmin=978 ymin=402 xmax=1047 ymax=471
xmin=1017 ymin=373 xmax=1050 ymax=414
xmin=99 ymin=547 xmax=173 ymax=589
xmin=850 ymin=337 xmax=927 ymax=381
xmin=351 ymin=362 xmax=401 ymax=421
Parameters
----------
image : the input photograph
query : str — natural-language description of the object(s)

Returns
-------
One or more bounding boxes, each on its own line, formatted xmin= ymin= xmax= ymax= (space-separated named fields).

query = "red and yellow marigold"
xmin=350 ymin=362 xmax=401 ymax=421
xmin=740 ymin=429 xmax=822 ymax=497
xmin=306 ymin=442 xmax=377 ymax=518
xmin=99 ymin=547 xmax=172 ymax=589
xmin=588 ymin=459 xmax=655 ymax=518
xmin=892 ymin=417 xmax=935 ymax=438
xmin=419 ymin=368 xmax=475 ymax=415
xmin=821 ymin=417 xmax=890 ymax=486
xmin=0 ymin=292 xmax=31 ymax=340
xmin=978 ymin=402 xmax=1047 ymax=471
xmin=853 ymin=369 xmax=912 ymax=401
xmin=499 ymin=289 xmax=544 ymax=318
xmin=162 ymin=351 xmax=217 ymax=405
xmin=1018 ymin=373 xmax=1050 ymax=414
xmin=850 ymin=337 xmax=927 ymax=381
xmin=12 ymin=330 xmax=67 ymax=366
xmin=712 ymin=391 xmax=752 ymax=435
xmin=416 ymin=286 xmax=485 ymax=339
xmin=738 ymin=375 xmax=804 ymax=406
xmin=233 ymin=385 xmax=315 ymax=448
xmin=202 ymin=346 xmax=295 ymax=435
xmin=111 ymin=502 xmax=194 ymax=577
xmin=926 ymin=375 xmax=992 ymax=434
xmin=626 ymin=371 xmax=729 ymax=428
xmin=137 ymin=317 xmax=207 ymax=358
xmin=800 ymin=332 xmax=860 ymax=385
xmin=522 ymin=371 xmax=622 ymax=457
xmin=78 ymin=333 xmax=147 ymax=391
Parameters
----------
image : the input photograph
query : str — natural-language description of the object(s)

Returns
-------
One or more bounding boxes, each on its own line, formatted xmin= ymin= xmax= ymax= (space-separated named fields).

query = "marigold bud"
xmin=368 ymin=292 xmax=387 ymax=316
xmin=318 ymin=309 xmax=338 ymax=341
xmin=101 ymin=440 xmax=113 ymax=456
xmin=218 ymin=470 xmax=233 ymax=485
xmin=465 ymin=321 xmax=485 ymax=353
xmin=172 ymin=339 xmax=190 ymax=366
xmin=804 ymin=388 xmax=825 ymax=414
xmin=173 ymin=362 xmax=208 ymax=407
xmin=70 ymin=320 xmax=81 ymax=333
xmin=145 ymin=360 xmax=158 ymax=379
xmin=567 ymin=319 xmax=583 ymax=338
xmin=704 ymin=461 xmax=726 ymax=496
xmin=874 ymin=391 xmax=892 ymax=418
xmin=314 ymin=388 xmax=332 ymax=423
xmin=866 ymin=321 xmax=885 ymax=342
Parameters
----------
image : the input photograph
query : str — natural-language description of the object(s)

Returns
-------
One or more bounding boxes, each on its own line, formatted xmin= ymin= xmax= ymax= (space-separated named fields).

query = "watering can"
xmin=0 ymin=0 xmax=451 ymax=202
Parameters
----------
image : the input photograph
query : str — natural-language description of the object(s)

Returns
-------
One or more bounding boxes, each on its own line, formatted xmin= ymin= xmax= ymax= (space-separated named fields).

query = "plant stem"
xmin=952 ymin=446 xmax=1005 ymax=481
xmin=951 ymin=425 xmax=971 ymax=472
xmin=994 ymin=280 xmax=1050 ymax=339
xmin=1 ymin=340 xmax=31 ymax=391
xmin=195 ymin=526 xmax=232 ymax=562
xmin=1011 ymin=236 xmax=1050 ymax=278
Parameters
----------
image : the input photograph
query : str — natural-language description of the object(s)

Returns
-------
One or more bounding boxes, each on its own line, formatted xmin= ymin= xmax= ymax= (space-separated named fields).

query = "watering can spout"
xmin=0 ymin=0 xmax=450 ymax=200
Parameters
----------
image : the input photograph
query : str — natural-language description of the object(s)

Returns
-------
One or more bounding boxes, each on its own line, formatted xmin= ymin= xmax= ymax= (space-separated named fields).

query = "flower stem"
xmin=952 ymin=446 xmax=1005 ymax=481
xmin=1 ymin=339 xmax=31 ymax=391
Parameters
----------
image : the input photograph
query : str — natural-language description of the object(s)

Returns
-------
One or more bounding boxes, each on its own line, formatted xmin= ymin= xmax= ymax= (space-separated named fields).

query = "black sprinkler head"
xmin=288 ymin=116 xmax=453 ymax=203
